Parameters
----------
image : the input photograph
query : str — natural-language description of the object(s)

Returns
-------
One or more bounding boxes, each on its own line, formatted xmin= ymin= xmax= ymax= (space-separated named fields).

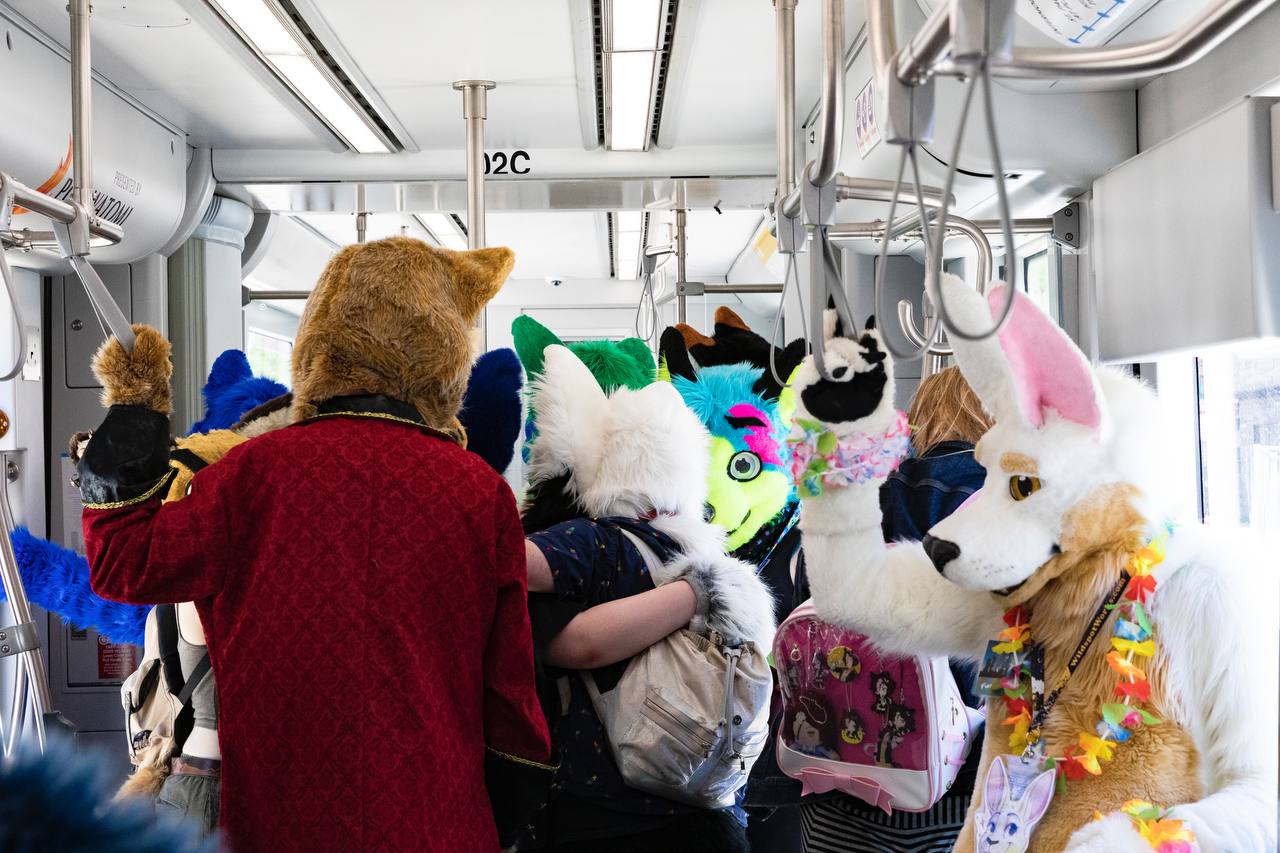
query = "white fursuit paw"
xmin=1064 ymin=812 xmax=1163 ymax=853
xmin=675 ymin=553 xmax=776 ymax=650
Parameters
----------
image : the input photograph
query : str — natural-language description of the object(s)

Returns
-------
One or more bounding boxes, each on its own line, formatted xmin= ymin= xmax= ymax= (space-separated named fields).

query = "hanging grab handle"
xmin=50 ymin=201 xmax=135 ymax=353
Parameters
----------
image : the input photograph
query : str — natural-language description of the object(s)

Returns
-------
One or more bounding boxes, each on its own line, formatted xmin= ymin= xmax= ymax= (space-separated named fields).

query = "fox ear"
xmin=512 ymin=315 xmax=565 ymax=378
xmin=660 ymin=327 xmax=698 ymax=382
xmin=448 ymin=246 xmax=513 ymax=320
xmin=616 ymin=337 xmax=656 ymax=377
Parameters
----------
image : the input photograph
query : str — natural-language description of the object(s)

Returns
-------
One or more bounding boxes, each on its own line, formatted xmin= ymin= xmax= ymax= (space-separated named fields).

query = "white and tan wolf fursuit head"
xmin=791 ymin=274 xmax=1276 ymax=852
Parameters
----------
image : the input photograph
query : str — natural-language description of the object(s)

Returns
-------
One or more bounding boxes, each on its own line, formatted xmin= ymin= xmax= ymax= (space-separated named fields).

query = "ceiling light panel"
xmin=615 ymin=210 xmax=644 ymax=280
xmin=209 ymin=0 xmax=392 ymax=154
xmin=607 ymin=51 xmax=657 ymax=152
xmin=415 ymin=213 xmax=468 ymax=251
xmin=610 ymin=0 xmax=663 ymax=51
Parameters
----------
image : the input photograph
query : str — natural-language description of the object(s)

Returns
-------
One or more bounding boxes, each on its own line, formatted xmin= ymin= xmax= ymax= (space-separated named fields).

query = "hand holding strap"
xmin=91 ymin=324 xmax=173 ymax=415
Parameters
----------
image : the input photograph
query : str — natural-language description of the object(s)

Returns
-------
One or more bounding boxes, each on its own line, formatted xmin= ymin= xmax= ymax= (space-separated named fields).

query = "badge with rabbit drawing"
xmin=973 ymin=755 xmax=1055 ymax=853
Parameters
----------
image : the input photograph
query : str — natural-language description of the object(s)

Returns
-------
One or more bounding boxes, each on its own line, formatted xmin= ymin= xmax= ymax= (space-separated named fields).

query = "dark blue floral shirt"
xmin=526 ymin=517 xmax=693 ymax=821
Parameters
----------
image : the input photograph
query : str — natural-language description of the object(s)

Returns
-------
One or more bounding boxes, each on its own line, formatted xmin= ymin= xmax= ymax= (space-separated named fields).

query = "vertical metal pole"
xmin=452 ymin=80 xmax=496 ymax=350
xmin=775 ymin=0 xmax=798 ymax=205
xmin=453 ymin=80 xmax=496 ymax=250
xmin=0 ymin=454 xmax=53 ymax=744
xmin=355 ymin=183 xmax=367 ymax=244
xmin=69 ymin=0 xmax=93 ymax=213
xmin=675 ymin=209 xmax=688 ymax=324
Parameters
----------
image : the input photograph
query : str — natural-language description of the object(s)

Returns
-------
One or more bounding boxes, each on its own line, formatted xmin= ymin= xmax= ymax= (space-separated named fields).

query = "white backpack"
xmin=581 ymin=531 xmax=773 ymax=809
xmin=118 ymin=604 xmax=209 ymax=797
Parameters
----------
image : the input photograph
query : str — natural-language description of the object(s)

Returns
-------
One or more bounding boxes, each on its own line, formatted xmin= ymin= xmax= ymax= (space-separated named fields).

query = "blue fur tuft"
xmin=4 ymin=528 xmax=149 ymax=646
xmin=673 ymin=362 xmax=779 ymax=440
xmin=0 ymin=741 xmax=215 ymax=852
xmin=459 ymin=349 xmax=523 ymax=474
xmin=189 ymin=350 xmax=287 ymax=435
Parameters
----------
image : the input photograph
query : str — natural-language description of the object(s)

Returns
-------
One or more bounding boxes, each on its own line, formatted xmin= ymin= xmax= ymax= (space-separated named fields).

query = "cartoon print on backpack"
xmin=870 ymin=671 xmax=895 ymax=715
xmin=972 ymin=755 xmax=1055 ymax=853
xmin=872 ymin=703 xmax=916 ymax=768
xmin=785 ymin=694 xmax=840 ymax=760
xmin=808 ymin=648 xmax=829 ymax=690
xmin=840 ymin=710 xmax=866 ymax=746
xmin=826 ymin=645 xmax=860 ymax=682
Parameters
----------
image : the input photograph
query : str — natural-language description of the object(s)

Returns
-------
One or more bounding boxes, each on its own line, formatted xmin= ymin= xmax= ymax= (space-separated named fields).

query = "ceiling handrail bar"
xmin=882 ymin=0 xmax=1278 ymax=86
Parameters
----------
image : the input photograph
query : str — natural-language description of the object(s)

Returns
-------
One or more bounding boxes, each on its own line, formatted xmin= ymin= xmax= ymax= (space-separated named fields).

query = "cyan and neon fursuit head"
xmin=523 ymin=343 xmax=776 ymax=647
xmin=658 ymin=307 xmax=808 ymax=553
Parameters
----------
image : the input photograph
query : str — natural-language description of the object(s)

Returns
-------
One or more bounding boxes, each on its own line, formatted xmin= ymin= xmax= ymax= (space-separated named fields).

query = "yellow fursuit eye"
xmin=1009 ymin=476 xmax=1042 ymax=501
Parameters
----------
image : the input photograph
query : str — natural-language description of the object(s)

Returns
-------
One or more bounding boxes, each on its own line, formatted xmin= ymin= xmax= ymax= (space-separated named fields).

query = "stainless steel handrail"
xmin=886 ymin=0 xmax=1277 ymax=85
xmin=829 ymin=211 xmax=994 ymax=289
xmin=836 ymin=174 xmax=952 ymax=207
xmin=1 ymin=175 xmax=123 ymax=245
xmin=775 ymin=0 xmax=798 ymax=204
xmin=809 ymin=0 xmax=846 ymax=187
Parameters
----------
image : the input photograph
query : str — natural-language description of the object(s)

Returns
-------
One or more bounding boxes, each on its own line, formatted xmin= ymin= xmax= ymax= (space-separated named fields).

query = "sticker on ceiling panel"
xmin=1018 ymin=0 xmax=1159 ymax=46
xmin=854 ymin=79 xmax=881 ymax=159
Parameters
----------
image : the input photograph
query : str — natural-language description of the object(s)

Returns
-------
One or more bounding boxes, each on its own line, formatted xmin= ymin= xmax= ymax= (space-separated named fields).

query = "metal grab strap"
xmin=51 ymin=205 xmax=135 ymax=352
xmin=0 ymin=451 xmax=51 ymax=755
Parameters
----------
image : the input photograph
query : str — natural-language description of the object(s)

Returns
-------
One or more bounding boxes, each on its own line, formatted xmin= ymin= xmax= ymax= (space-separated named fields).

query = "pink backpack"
xmin=772 ymin=600 xmax=983 ymax=813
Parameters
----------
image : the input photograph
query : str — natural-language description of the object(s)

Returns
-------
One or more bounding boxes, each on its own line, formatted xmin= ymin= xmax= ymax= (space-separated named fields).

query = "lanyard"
xmin=1024 ymin=571 xmax=1130 ymax=752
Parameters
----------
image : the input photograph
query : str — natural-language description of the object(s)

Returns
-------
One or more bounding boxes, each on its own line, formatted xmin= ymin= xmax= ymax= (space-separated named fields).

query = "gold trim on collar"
xmin=301 ymin=411 xmax=458 ymax=443
xmin=83 ymin=468 xmax=177 ymax=510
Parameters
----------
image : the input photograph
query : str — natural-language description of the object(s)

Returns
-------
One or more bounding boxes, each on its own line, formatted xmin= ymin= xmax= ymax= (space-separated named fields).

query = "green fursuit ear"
xmin=511 ymin=314 xmax=565 ymax=378
xmin=616 ymin=337 xmax=657 ymax=382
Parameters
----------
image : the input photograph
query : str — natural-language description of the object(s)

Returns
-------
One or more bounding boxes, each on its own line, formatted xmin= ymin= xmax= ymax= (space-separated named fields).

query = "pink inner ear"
xmin=988 ymin=286 xmax=1101 ymax=431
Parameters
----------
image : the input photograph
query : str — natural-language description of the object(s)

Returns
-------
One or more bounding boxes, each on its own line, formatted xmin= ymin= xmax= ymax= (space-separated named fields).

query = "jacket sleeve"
xmin=482 ymin=479 xmax=556 ymax=849
xmin=80 ymin=405 xmax=235 ymax=605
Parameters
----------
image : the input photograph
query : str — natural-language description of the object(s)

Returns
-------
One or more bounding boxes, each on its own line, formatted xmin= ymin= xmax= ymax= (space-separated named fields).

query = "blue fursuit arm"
xmin=3 ymin=528 xmax=149 ymax=646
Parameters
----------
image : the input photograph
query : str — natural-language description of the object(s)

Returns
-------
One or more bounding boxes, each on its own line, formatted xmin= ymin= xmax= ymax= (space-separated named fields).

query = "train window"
xmin=246 ymin=328 xmax=293 ymax=387
xmin=1196 ymin=340 xmax=1280 ymax=529
xmin=1020 ymin=239 xmax=1060 ymax=324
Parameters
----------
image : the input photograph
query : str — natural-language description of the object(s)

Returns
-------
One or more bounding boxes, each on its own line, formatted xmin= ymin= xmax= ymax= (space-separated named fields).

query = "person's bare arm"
xmin=525 ymin=539 xmax=554 ymax=593
xmin=544 ymin=581 xmax=697 ymax=670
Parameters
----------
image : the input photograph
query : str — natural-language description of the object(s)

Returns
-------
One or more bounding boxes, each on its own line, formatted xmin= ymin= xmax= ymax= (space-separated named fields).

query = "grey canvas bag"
xmin=580 ymin=534 xmax=773 ymax=809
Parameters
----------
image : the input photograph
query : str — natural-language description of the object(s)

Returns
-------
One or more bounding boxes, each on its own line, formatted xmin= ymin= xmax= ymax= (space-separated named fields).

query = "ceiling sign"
xmin=853 ymin=79 xmax=881 ymax=159
xmin=1018 ymin=0 xmax=1159 ymax=46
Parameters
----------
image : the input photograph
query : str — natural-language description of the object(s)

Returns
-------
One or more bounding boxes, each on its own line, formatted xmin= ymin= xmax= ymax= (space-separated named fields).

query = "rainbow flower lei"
xmin=1096 ymin=800 xmax=1197 ymax=852
xmin=788 ymin=410 xmax=911 ymax=498
xmin=997 ymin=524 xmax=1177 ymax=787
xmin=998 ymin=524 xmax=1195 ymax=849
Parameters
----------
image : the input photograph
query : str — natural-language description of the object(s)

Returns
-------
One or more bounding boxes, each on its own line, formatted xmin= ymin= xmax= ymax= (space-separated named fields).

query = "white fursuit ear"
xmin=528 ymin=344 xmax=608 ymax=486
xmin=929 ymin=273 xmax=1023 ymax=425
xmin=579 ymin=380 xmax=711 ymax=519
xmin=934 ymin=273 xmax=1108 ymax=436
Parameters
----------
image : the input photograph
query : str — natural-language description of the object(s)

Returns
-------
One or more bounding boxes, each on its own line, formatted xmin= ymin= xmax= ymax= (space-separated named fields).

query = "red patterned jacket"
xmin=84 ymin=409 xmax=551 ymax=852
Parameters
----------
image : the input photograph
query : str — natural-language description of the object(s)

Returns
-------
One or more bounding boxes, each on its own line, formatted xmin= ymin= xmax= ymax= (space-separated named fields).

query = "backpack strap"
xmin=176 ymin=653 xmax=211 ymax=707
xmin=169 ymin=447 xmax=211 ymax=474
xmin=153 ymin=604 xmax=185 ymax=696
